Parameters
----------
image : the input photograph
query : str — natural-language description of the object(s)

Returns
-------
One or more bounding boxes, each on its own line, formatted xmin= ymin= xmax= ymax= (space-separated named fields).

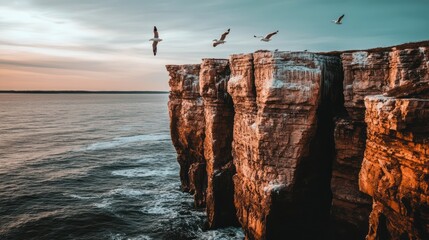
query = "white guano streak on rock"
xmin=352 ymin=51 xmax=369 ymax=65
xmin=228 ymin=75 xmax=242 ymax=85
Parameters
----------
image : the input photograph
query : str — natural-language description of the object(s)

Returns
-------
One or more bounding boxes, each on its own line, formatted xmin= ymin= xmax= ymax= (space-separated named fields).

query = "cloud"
xmin=1 ymin=0 xmax=429 ymax=90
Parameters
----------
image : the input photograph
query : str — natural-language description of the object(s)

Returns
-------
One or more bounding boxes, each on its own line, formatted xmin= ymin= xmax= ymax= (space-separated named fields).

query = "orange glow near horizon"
xmin=0 ymin=42 xmax=171 ymax=91
xmin=1 ymin=1 xmax=429 ymax=91
xmin=0 ymin=5 xmax=172 ymax=91
xmin=0 ymin=68 xmax=168 ymax=91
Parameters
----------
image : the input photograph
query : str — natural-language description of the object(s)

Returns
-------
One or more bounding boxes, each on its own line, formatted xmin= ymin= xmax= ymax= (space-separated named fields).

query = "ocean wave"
xmin=136 ymin=152 xmax=177 ymax=163
xmin=69 ymin=194 xmax=96 ymax=200
xmin=141 ymin=201 xmax=178 ymax=217
xmin=108 ymin=188 xmax=155 ymax=197
xmin=1 ymin=209 xmax=64 ymax=233
xmin=111 ymin=167 xmax=176 ymax=178
xmin=81 ymin=134 xmax=171 ymax=151
xmin=140 ymin=191 xmax=185 ymax=218
xmin=93 ymin=198 xmax=112 ymax=209
xmin=109 ymin=233 xmax=153 ymax=240
xmin=197 ymin=227 xmax=245 ymax=240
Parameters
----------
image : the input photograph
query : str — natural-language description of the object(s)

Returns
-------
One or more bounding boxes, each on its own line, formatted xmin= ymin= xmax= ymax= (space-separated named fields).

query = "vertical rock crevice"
xmin=199 ymin=58 xmax=238 ymax=228
xmin=340 ymin=45 xmax=429 ymax=240
xmin=229 ymin=51 xmax=343 ymax=240
xmin=166 ymin=41 xmax=429 ymax=240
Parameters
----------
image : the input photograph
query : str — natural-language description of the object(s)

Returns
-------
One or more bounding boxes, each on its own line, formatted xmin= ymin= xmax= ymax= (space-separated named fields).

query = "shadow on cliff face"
xmin=265 ymin=58 xmax=346 ymax=240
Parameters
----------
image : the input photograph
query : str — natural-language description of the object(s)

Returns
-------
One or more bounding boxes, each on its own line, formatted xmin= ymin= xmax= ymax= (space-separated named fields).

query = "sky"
xmin=0 ymin=0 xmax=428 ymax=91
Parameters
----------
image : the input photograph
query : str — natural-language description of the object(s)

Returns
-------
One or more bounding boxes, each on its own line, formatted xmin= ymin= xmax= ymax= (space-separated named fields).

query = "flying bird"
xmin=149 ymin=26 xmax=163 ymax=56
xmin=213 ymin=29 xmax=230 ymax=47
xmin=332 ymin=14 xmax=345 ymax=24
xmin=254 ymin=30 xmax=279 ymax=42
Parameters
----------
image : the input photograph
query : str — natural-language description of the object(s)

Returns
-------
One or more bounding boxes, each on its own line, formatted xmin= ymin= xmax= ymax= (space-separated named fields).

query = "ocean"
xmin=0 ymin=94 xmax=243 ymax=240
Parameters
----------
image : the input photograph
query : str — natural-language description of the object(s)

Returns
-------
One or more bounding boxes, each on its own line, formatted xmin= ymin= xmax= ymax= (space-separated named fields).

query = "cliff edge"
xmin=166 ymin=41 xmax=429 ymax=240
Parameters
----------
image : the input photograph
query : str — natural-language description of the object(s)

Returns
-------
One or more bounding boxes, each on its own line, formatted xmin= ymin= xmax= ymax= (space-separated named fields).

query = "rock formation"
xmin=167 ymin=59 xmax=238 ymax=228
xmin=166 ymin=41 xmax=429 ymax=240
xmin=361 ymin=94 xmax=429 ymax=240
xmin=227 ymin=51 xmax=343 ymax=239
xmin=339 ymin=45 xmax=429 ymax=240
xmin=199 ymin=59 xmax=237 ymax=228
xmin=167 ymin=64 xmax=206 ymax=207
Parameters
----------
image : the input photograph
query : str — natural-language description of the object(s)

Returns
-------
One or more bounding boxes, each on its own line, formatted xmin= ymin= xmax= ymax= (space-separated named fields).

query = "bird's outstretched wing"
xmin=152 ymin=41 xmax=158 ymax=56
xmin=213 ymin=42 xmax=220 ymax=47
xmin=265 ymin=30 xmax=279 ymax=40
xmin=337 ymin=14 xmax=345 ymax=23
xmin=154 ymin=26 xmax=159 ymax=38
xmin=219 ymin=29 xmax=230 ymax=41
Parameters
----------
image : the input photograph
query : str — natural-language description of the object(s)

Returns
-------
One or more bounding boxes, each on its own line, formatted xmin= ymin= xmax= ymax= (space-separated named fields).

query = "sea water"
xmin=0 ymin=94 xmax=243 ymax=240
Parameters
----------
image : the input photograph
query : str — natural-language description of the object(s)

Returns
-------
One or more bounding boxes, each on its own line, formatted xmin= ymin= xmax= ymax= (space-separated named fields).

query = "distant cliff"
xmin=166 ymin=41 xmax=429 ymax=240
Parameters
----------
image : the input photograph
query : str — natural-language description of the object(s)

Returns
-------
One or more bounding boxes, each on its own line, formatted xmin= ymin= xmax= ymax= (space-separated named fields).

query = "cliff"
xmin=228 ymin=51 xmax=343 ymax=239
xmin=166 ymin=41 xmax=429 ymax=240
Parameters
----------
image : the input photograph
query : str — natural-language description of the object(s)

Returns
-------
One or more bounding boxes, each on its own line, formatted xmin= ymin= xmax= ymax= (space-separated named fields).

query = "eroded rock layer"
xmin=166 ymin=41 xmax=429 ymax=240
xmin=335 ymin=44 xmax=429 ymax=239
xmin=199 ymin=59 xmax=237 ymax=228
xmin=167 ymin=60 xmax=238 ymax=228
xmin=167 ymin=64 xmax=206 ymax=207
xmin=228 ymin=51 xmax=343 ymax=239
xmin=341 ymin=46 xmax=429 ymax=121
xmin=360 ymin=95 xmax=429 ymax=240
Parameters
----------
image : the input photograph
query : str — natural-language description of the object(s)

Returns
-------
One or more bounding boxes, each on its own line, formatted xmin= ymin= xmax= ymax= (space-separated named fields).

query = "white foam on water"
xmin=140 ymin=191 xmax=184 ymax=218
xmin=197 ymin=227 xmax=245 ymax=240
xmin=111 ymin=167 xmax=176 ymax=178
xmin=129 ymin=236 xmax=153 ymax=240
xmin=93 ymin=198 xmax=112 ymax=209
xmin=81 ymin=134 xmax=170 ymax=151
xmin=108 ymin=188 xmax=155 ymax=197
xmin=69 ymin=194 xmax=96 ymax=200
xmin=141 ymin=201 xmax=178 ymax=218
xmin=109 ymin=233 xmax=152 ymax=240
xmin=137 ymin=152 xmax=177 ymax=163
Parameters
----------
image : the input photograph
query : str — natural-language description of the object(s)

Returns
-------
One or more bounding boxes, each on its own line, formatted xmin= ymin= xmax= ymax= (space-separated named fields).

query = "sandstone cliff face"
xmin=199 ymin=59 xmax=237 ymax=228
xmin=341 ymin=47 xmax=429 ymax=121
xmin=167 ymin=60 xmax=238 ymax=228
xmin=338 ymin=45 xmax=429 ymax=240
xmin=166 ymin=41 xmax=429 ymax=240
xmin=167 ymin=64 xmax=206 ymax=207
xmin=329 ymin=45 xmax=429 ymax=239
xmin=360 ymin=95 xmax=429 ymax=240
xmin=228 ymin=51 xmax=343 ymax=239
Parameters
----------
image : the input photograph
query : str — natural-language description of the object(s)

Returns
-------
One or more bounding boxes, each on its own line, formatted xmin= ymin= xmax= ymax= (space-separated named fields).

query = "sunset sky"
xmin=1 ymin=0 xmax=428 ymax=91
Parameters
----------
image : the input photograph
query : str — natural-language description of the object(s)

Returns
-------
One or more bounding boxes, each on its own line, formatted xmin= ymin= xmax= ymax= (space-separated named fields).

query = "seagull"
xmin=213 ymin=28 xmax=230 ymax=47
xmin=254 ymin=30 xmax=279 ymax=42
xmin=149 ymin=26 xmax=162 ymax=56
xmin=332 ymin=14 xmax=345 ymax=24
